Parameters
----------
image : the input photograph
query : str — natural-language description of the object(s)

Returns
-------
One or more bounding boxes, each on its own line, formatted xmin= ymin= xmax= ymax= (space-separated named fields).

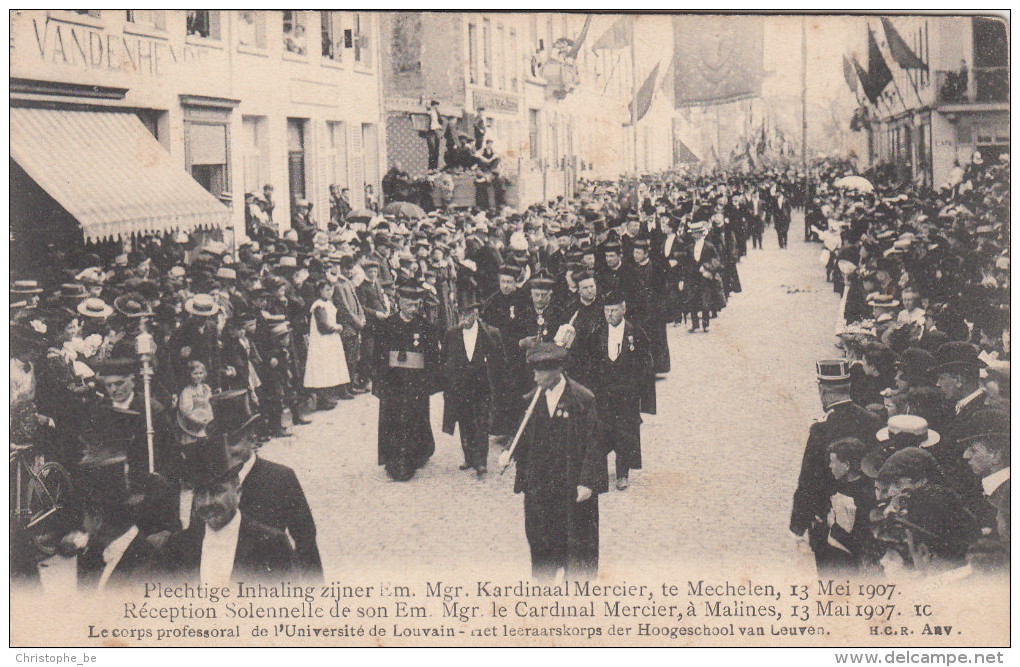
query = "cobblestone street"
xmin=261 ymin=224 xmax=840 ymax=579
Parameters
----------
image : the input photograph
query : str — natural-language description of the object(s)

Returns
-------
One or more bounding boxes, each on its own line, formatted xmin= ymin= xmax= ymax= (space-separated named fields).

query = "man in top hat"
xmin=372 ymin=282 xmax=442 ymax=482
xmin=578 ymin=290 xmax=655 ymax=490
xmin=211 ymin=390 xmax=323 ymax=580
xmin=959 ymin=408 xmax=1010 ymax=539
xmin=441 ymin=295 xmax=505 ymax=478
xmin=596 ymin=239 xmax=627 ymax=296
xmin=623 ymin=236 xmax=670 ymax=373
xmin=499 ymin=341 xmax=606 ymax=580
xmin=790 ymin=359 xmax=884 ymax=572
xmin=482 ymin=264 xmax=532 ymax=438
xmin=150 ymin=434 xmax=295 ymax=585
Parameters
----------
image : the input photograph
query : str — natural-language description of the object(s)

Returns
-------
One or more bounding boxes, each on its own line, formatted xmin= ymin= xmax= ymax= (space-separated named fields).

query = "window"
xmin=321 ymin=11 xmax=343 ymax=61
xmin=509 ymin=29 xmax=518 ymax=91
xmin=126 ymin=10 xmax=165 ymax=30
xmin=482 ymin=18 xmax=492 ymax=87
xmin=186 ymin=122 xmax=229 ymax=200
xmin=326 ymin=122 xmax=349 ymax=190
xmin=496 ymin=24 xmax=506 ymax=90
xmin=529 ymin=109 xmax=540 ymax=160
xmin=283 ymin=11 xmax=308 ymax=56
xmin=353 ymin=12 xmax=372 ymax=68
xmin=468 ymin=22 xmax=478 ymax=85
xmin=242 ymin=116 xmax=268 ymax=194
xmin=186 ymin=11 xmax=220 ymax=40
xmin=237 ymin=11 xmax=266 ymax=50
xmin=287 ymin=119 xmax=307 ymax=202
xmin=362 ymin=123 xmax=380 ymax=197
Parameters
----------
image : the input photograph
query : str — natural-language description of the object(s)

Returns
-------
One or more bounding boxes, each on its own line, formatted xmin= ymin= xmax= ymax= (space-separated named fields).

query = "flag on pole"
xmin=671 ymin=15 xmax=763 ymax=107
xmin=626 ymin=61 xmax=661 ymax=125
xmin=852 ymin=55 xmax=877 ymax=103
xmin=880 ymin=17 xmax=927 ymax=70
xmin=591 ymin=15 xmax=632 ymax=53
xmin=842 ymin=55 xmax=858 ymax=93
xmin=866 ymin=28 xmax=893 ymax=102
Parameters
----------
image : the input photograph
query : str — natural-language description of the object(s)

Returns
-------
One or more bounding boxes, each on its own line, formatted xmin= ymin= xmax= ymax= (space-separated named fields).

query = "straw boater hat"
xmin=77 ymin=297 xmax=114 ymax=319
xmin=11 ymin=280 xmax=43 ymax=295
xmin=876 ymin=414 xmax=940 ymax=448
xmin=184 ymin=293 xmax=220 ymax=317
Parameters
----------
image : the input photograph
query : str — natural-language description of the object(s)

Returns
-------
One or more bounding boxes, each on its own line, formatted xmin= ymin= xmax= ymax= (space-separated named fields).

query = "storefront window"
xmin=237 ymin=11 xmax=266 ymax=50
xmin=186 ymin=11 xmax=220 ymax=40
xmin=283 ymin=11 xmax=308 ymax=56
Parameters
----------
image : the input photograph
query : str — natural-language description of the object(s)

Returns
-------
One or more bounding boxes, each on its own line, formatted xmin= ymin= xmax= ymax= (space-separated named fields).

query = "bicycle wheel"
xmin=26 ymin=462 xmax=73 ymax=529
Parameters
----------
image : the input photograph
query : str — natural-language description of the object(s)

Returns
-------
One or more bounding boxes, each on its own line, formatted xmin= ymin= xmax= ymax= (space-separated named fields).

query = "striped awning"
xmin=11 ymin=107 xmax=230 ymax=242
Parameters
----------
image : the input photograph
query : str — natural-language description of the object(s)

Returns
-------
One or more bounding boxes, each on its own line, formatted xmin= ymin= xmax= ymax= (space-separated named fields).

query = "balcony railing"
xmin=936 ymin=67 xmax=1009 ymax=105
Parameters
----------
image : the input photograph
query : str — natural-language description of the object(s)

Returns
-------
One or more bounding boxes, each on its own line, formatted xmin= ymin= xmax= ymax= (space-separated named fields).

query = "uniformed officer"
xmin=373 ymin=282 xmax=442 ymax=482
xmin=790 ymin=359 xmax=884 ymax=573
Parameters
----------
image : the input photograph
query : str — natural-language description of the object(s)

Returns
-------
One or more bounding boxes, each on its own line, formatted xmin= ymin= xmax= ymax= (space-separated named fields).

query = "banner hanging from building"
xmin=671 ymin=15 xmax=764 ymax=107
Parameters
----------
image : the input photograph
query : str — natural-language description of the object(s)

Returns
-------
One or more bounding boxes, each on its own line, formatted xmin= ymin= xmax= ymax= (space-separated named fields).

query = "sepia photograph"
xmin=7 ymin=9 xmax=1011 ymax=653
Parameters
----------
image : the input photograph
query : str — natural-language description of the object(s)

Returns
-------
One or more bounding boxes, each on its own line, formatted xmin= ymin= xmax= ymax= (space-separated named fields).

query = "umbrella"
xmin=347 ymin=208 xmax=375 ymax=222
xmin=382 ymin=201 xmax=427 ymax=219
xmin=833 ymin=176 xmax=875 ymax=194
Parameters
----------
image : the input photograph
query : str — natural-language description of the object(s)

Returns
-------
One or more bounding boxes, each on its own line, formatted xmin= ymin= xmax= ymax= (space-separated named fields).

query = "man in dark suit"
xmin=581 ymin=291 xmax=656 ymax=490
xmin=151 ymin=430 xmax=295 ymax=584
xmin=500 ymin=342 xmax=606 ymax=580
xmin=441 ymin=298 xmax=505 ymax=477
xmin=596 ymin=239 xmax=627 ymax=296
xmin=679 ymin=220 xmax=722 ymax=333
xmin=481 ymin=264 xmax=531 ymax=440
xmin=959 ymin=409 xmax=1010 ymax=540
xmin=790 ymin=359 xmax=883 ymax=573
xmin=211 ymin=391 xmax=323 ymax=580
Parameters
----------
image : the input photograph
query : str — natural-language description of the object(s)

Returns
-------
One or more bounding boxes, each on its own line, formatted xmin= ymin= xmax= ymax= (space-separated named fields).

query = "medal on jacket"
xmin=509 ymin=305 xmax=515 ymax=320
xmin=412 ymin=332 xmax=420 ymax=347
xmin=627 ymin=334 xmax=634 ymax=352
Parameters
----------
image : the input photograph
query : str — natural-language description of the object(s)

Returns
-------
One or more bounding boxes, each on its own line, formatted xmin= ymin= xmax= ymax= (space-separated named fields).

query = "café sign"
xmin=21 ymin=17 xmax=210 ymax=78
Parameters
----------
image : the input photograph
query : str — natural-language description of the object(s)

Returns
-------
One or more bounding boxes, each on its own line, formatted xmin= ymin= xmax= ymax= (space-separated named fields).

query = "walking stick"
xmin=499 ymin=387 xmax=544 ymax=474
xmin=136 ymin=318 xmax=157 ymax=474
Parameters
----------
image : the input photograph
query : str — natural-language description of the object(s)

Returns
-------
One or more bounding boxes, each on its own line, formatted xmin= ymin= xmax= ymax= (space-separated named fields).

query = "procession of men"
xmin=9 ymin=134 xmax=1009 ymax=589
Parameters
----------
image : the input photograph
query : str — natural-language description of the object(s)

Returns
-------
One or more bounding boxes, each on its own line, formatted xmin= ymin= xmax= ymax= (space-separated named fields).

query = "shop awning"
xmin=10 ymin=107 xmax=230 ymax=242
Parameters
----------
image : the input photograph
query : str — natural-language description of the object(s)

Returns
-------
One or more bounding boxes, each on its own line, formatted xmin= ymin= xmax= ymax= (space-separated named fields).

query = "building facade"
xmin=378 ymin=12 xmax=674 ymax=208
xmin=10 ymin=9 xmax=385 ymax=245
xmin=866 ymin=15 xmax=1008 ymax=187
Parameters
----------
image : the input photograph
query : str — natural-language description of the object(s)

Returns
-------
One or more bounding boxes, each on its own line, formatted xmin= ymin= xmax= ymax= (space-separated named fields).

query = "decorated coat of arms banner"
xmin=672 ymin=15 xmax=764 ymax=107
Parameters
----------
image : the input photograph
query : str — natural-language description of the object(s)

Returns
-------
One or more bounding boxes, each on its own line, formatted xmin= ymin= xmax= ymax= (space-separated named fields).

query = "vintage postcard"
xmin=8 ymin=10 xmax=1010 ymax=651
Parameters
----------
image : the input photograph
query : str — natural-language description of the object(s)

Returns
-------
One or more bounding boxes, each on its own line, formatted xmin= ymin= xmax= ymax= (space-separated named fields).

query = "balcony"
xmin=936 ymin=67 xmax=1009 ymax=108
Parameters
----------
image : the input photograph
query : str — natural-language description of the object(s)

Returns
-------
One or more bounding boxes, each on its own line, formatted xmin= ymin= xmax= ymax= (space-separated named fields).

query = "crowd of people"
xmin=8 ymin=145 xmax=1007 ymax=586
xmin=792 ymin=151 xmax=1010 ymax=580
xmin=10 ymin=161 xmax=805 ymax=585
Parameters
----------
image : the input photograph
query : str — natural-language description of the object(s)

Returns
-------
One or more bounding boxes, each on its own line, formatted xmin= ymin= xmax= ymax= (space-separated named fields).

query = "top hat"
xmin=181 ymin=438 xmax=243 ymax=489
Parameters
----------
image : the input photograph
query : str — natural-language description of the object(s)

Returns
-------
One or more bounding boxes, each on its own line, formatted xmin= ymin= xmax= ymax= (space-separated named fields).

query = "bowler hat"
xmin=931 ymin=341 xmax=985 ymax=373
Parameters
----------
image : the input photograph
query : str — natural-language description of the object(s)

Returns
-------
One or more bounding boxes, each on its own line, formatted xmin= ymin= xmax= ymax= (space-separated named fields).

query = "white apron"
xmin=303 ymin=299 xmax=350 ymax=388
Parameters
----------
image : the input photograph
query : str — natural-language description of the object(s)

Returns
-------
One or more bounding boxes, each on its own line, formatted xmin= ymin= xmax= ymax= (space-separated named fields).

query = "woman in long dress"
xmin=303 ymin=280 xmax=349 ymax=411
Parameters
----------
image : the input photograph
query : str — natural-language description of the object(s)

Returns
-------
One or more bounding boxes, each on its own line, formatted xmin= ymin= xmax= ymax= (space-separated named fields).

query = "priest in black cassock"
xmin=373 ymin=282 xmax=442 ymax=482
